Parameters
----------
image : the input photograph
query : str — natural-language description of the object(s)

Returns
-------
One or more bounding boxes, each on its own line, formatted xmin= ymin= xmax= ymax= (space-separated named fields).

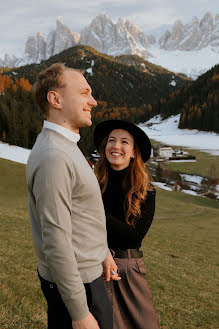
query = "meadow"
xmin=166 ymin=148 xmax=219 ymax=178
xmin=150 ymin=138 xmax=219 ymax=178
xmin=0 ymin=158 xmax=218 ymax=329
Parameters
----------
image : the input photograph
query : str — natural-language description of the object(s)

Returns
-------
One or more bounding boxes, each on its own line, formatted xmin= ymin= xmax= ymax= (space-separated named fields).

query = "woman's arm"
xmin=106 ymin=189 xmax=156 ymax=247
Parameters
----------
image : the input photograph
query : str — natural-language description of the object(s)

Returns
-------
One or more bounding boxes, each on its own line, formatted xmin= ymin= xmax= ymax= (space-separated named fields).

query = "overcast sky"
xmin=0 ymin=0 xmax=219 ymax=58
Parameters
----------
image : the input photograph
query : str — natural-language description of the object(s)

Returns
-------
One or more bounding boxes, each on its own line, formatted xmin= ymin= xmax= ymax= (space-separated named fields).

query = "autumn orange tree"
xmin=0 ymin=74 xmax=42 ymax=148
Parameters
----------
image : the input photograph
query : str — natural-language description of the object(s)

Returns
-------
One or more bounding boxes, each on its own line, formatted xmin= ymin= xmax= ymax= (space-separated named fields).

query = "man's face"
xmin=59 ymin=70 xmax=97 ymax=133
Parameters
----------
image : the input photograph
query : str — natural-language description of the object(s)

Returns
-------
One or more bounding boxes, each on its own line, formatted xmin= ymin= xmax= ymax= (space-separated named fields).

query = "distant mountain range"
xmin=0 ymin=12 xmax=218 ymax=79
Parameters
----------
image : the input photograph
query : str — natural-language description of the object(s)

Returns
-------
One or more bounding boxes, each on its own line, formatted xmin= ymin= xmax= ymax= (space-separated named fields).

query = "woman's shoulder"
xmin=146 ymin=185 xmax=156 ymax=197
xmin=140 ymin=186 xmax=156 ymax=209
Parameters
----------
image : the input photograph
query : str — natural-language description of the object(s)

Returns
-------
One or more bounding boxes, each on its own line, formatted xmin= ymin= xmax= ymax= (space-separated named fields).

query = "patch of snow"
xmin=0 ymin=142 xmax=30 ymax=164
xmin=182 ymin=189 xmax=198 ymax=196
xmin=170 ymin=160 xmax=196 ymax=162
xmin=139 ymin=114 xmax=219 ymax=155
xmin=170 ymin=80 xmax=176 ymax=86
xmin=190 ymin=185 xmax=200 ymax=191
xmin=91 ymin=60 xmax=95 ymax=66
xmin=154 ymin=182 xmax=199 ymax=197
xmin=86 ymin=67 xmax=93 ymax=75
xmin=149 ymin=45 xmax=219 ymax=79
xmin=181 ymin=174 xmax=203 ymax=185
xmin=153 ymin=182 xmax=172 ymax=191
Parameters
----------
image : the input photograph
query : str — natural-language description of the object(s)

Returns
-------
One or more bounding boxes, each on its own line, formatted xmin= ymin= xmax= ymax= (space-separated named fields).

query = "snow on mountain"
xmin=0 ymin=19 xmax=79 ymax=67
xmin=0 ymin=13 xmax=218 ymax=79
xmin=211 ymin=14 xmax=219 ymax=47
xmin=159 ymin=12 xmax=219 ymax=51
xmin=139 ymin=114 xmax=219 ymax=155
xmin=53 ymin=19 xmax=78 ymax=56
xmin=79 ymin=14 xmax=153 ymax=58
xmin=148 ymin=45 xmax=219 ymax=79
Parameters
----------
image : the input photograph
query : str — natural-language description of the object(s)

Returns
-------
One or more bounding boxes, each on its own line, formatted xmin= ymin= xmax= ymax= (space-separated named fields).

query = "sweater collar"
xmin=43 ymin=120 xmax=80 ymax=143
xmin=108 ymin=166 xmax=128 ymax=180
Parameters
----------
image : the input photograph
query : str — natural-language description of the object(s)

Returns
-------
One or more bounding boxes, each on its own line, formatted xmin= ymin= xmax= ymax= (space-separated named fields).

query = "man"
xmin=26 ymin=63 xmax=119 ymax=329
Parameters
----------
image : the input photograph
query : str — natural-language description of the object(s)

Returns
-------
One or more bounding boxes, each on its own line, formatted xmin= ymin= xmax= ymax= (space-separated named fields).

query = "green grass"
xmin=143 ymin=190 xmax=219 ymax=329
xmin=0 ymin=158 xmax=219 ymax=329
xmin=166 ymin=149 xmax=219 ymax=178
xmin=0 ymin=159 xmax=47 ymax=329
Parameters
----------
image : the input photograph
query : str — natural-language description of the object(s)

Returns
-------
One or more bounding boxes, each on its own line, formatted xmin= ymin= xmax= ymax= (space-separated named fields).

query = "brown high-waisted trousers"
xmin=104 ymin=257 xmax=159 ymax=329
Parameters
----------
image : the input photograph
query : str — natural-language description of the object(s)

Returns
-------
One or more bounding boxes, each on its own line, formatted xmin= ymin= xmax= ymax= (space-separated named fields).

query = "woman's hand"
xmin=102 ymin=253 xmax=121 ymax=282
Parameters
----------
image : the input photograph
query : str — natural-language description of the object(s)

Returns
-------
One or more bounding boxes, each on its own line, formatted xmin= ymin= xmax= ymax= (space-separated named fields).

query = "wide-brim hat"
xmin=94 ymin=119 xmax=151 ymax=162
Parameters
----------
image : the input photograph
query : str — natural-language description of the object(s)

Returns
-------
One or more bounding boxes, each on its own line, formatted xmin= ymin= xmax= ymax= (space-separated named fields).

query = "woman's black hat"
xmin=94 ymin=119 xmax=151 ymax=162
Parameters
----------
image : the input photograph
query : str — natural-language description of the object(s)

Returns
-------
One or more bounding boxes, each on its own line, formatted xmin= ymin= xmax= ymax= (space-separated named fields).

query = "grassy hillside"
xmin=150 ymin=139 xmax=219 ymax=178
xmin=0 ymin=158 xmax=218 ymax=328
xmin=166 ymin=148 xmax=219 ymax=178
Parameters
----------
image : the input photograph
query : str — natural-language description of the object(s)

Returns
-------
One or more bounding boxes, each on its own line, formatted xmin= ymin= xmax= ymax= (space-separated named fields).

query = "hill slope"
xmin=6 ymin=45 xmax=190 ymax=108
xmin=154 ymin=64 xmax=219 ymax=133
xmin=1 ymin=158 xmax=218 ymax=329
xmin=0 ymin=46 xmax=190 ymax=155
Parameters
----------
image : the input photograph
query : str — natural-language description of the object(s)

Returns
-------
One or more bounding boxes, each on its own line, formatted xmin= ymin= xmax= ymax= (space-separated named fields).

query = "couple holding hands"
xmin=26 ymin=63 xmax=159 ymax=329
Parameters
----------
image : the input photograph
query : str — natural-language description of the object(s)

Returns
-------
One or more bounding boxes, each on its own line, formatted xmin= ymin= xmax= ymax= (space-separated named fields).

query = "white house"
xmin=153 ymin=144 xmax=173 ymax=159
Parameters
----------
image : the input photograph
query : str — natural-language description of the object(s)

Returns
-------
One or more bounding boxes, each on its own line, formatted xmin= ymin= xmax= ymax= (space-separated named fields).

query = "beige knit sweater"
xmin=26 ymin=128 xmax=109 ymax=321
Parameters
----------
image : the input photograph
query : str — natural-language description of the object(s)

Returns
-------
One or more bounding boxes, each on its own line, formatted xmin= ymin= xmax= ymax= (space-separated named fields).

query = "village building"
xmin=153 ymin=144 xmax=173 ymax=159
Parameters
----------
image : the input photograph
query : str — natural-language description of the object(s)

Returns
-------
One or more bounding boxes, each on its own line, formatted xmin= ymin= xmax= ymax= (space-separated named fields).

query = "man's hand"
xmin=102 ymin=253 xmax=121 ymax=282
xmin=72 ymin=312 xmax=100 ymax=329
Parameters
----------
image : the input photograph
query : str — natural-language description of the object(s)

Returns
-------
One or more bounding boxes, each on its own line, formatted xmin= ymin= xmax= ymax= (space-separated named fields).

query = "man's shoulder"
xmin=27 ymin=129 xmax=80 ymax=170
xmin=32 ymin=129 xmax=78 ymax=155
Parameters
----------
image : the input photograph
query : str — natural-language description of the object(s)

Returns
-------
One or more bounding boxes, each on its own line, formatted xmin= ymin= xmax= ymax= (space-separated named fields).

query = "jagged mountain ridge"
xmin=0 ymin=19 xmax=79 ymax=67
xmin=0 ymin=12 xmax=218 ymax=78
xmin=80 ymin=14 xmax=155 ymax=58
xmin=159 ymin=12 xmax=219 ymax=50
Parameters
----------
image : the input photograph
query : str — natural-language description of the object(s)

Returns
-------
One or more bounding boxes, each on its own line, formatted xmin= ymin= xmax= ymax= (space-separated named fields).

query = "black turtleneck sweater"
xmin=102 ymin=167 xmax=156 ymax=250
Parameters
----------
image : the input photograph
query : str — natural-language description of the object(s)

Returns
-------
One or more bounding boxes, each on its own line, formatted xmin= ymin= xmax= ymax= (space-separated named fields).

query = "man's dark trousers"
xmin=39 ymin=273 xmax=113 ymax=329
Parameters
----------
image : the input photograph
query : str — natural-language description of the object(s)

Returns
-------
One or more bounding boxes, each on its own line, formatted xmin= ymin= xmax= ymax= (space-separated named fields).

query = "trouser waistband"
xmin=111 ymin=248 xmax=143 ymax=259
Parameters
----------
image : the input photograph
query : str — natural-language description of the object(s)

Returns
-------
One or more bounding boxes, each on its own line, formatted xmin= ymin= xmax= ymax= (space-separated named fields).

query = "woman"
xmin=94 ymin=120 xmax=159 ymax=329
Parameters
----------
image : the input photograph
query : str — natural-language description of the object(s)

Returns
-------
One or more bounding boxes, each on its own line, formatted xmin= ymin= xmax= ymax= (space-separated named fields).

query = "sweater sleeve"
xmin=106 ymin=189 xmax=156 ymax=248
xmin=32 ymin=149 xmax=89 ymax=321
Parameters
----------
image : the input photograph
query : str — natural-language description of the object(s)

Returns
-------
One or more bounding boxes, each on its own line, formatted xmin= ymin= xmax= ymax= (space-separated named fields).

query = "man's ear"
xmin=47 ymin=91 xmax=62 ymax=110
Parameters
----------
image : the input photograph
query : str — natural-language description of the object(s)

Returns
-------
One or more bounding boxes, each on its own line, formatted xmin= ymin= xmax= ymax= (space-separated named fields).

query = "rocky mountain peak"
xmin=0 ymin=11 xmax=218 ymax=77
xmin=79 ymin=14 xmax=152 ymax=58
xmin=53 ymin=19 xmax=77 ymax=55
xmin=200 ymin=12 xmax=213 ymax=33
xmin=90 ymin=14 xmax=114 ymax=36
xmin=159 ymin=11 xmax=219 ymax=51
xmin=18 ymin=19 xmax=79 ymax=65
xmin=191 ymin=16 xmax=199 ymax=25
xmin=211 ymin=14 xmax=219 ymax=46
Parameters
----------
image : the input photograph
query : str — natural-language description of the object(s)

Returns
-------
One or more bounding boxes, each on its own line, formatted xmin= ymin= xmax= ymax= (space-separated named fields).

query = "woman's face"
xmin=105 ymin=129 xmax=135 ymax=170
